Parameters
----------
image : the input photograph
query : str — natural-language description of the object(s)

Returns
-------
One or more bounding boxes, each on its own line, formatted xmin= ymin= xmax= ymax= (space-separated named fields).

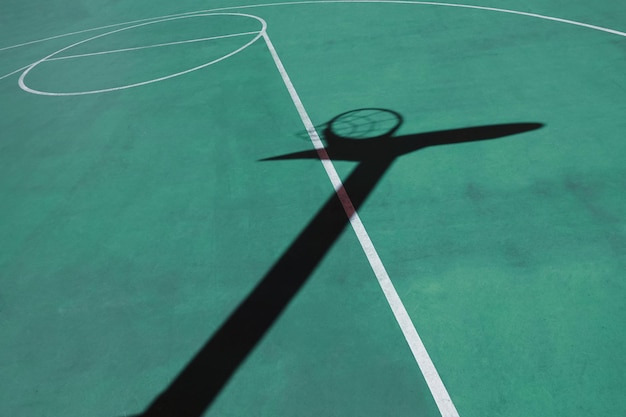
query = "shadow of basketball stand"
xmin=133 ymin=109 xmax=543 ymax=417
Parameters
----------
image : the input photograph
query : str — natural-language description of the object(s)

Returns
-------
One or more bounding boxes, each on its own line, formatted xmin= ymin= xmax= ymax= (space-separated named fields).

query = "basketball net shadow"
xmin=132 ymin=109 xmax=543 ymax=417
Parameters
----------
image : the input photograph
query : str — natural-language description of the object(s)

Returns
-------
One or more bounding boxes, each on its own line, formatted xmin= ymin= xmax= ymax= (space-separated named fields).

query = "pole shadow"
xmin=130 ymin=109 xmax=543 ymax=417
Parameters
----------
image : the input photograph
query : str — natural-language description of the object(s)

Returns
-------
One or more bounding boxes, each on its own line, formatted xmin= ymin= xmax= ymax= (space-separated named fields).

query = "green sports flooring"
xmin=1 ymin=1 xmax=625 ymax=416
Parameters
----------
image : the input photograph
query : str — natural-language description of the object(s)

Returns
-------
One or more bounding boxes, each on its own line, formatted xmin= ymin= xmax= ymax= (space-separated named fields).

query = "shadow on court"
xmin=132 ymin=109 xmax=543 ymax=417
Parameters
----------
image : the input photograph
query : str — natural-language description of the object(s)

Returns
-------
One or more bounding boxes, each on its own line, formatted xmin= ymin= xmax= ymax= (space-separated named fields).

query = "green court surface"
xmin=1 ymin=1 xmax=625 ymax=416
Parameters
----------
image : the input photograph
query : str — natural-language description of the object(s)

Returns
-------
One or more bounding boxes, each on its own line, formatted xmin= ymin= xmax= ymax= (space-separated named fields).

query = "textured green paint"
xmin=1 ymin=1 xmax=625 ymax=417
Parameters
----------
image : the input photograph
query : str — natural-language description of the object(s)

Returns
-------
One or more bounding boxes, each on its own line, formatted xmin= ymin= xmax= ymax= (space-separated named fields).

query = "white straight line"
xmin=261 ymin=30 xmax=460 ymax=417
xmin=47 ymin=32 xmax=259 ymax=61
xmin=0 ymin=64 xmax=31 ymax=81
xmin=0 ymin=17 xmax=166 ymax=52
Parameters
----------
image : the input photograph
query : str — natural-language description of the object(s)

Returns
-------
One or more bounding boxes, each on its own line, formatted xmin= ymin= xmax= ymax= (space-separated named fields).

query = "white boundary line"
xmin=262 ymin=30 xmax=459 ymax=417
xmin=0 ymin=65 xmax=30 ymax=81
xmin=0 ymin=18 xmax=168 ymax=52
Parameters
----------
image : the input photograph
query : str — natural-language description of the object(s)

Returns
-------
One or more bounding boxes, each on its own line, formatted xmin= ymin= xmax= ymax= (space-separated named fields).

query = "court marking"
xmin=2 ymin=2 xmax=625 ymax=416
xmin=18 ymin=13 xmax=266 ymax=96
xmin=262 ymin=29 xmax=459 ymax=416
xmin=0 ymin=65 xmax=28 ymax=81
xmin=46 ymin=32 xmax=260 ymax=62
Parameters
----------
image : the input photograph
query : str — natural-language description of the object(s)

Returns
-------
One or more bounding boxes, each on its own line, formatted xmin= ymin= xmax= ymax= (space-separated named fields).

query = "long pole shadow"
xmin=132 ymin=109 xmax=543 ymax=417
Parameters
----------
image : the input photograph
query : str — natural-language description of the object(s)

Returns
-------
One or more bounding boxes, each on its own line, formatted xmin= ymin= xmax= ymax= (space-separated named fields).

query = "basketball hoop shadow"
xmin=131 ymin=109 xmax=543 ymax=417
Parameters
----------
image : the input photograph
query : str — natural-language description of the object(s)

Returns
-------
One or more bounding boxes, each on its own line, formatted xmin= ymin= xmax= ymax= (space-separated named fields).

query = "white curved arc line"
xmin=1 ymin=0 xmax=625 ymax=54
xmin=47 ymin=32 xmax=260 ymax=62
xmin=18 ymin=13 xmax=267 ymax=96
xmin=222 ymin=1 xmax=626 ymax=37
